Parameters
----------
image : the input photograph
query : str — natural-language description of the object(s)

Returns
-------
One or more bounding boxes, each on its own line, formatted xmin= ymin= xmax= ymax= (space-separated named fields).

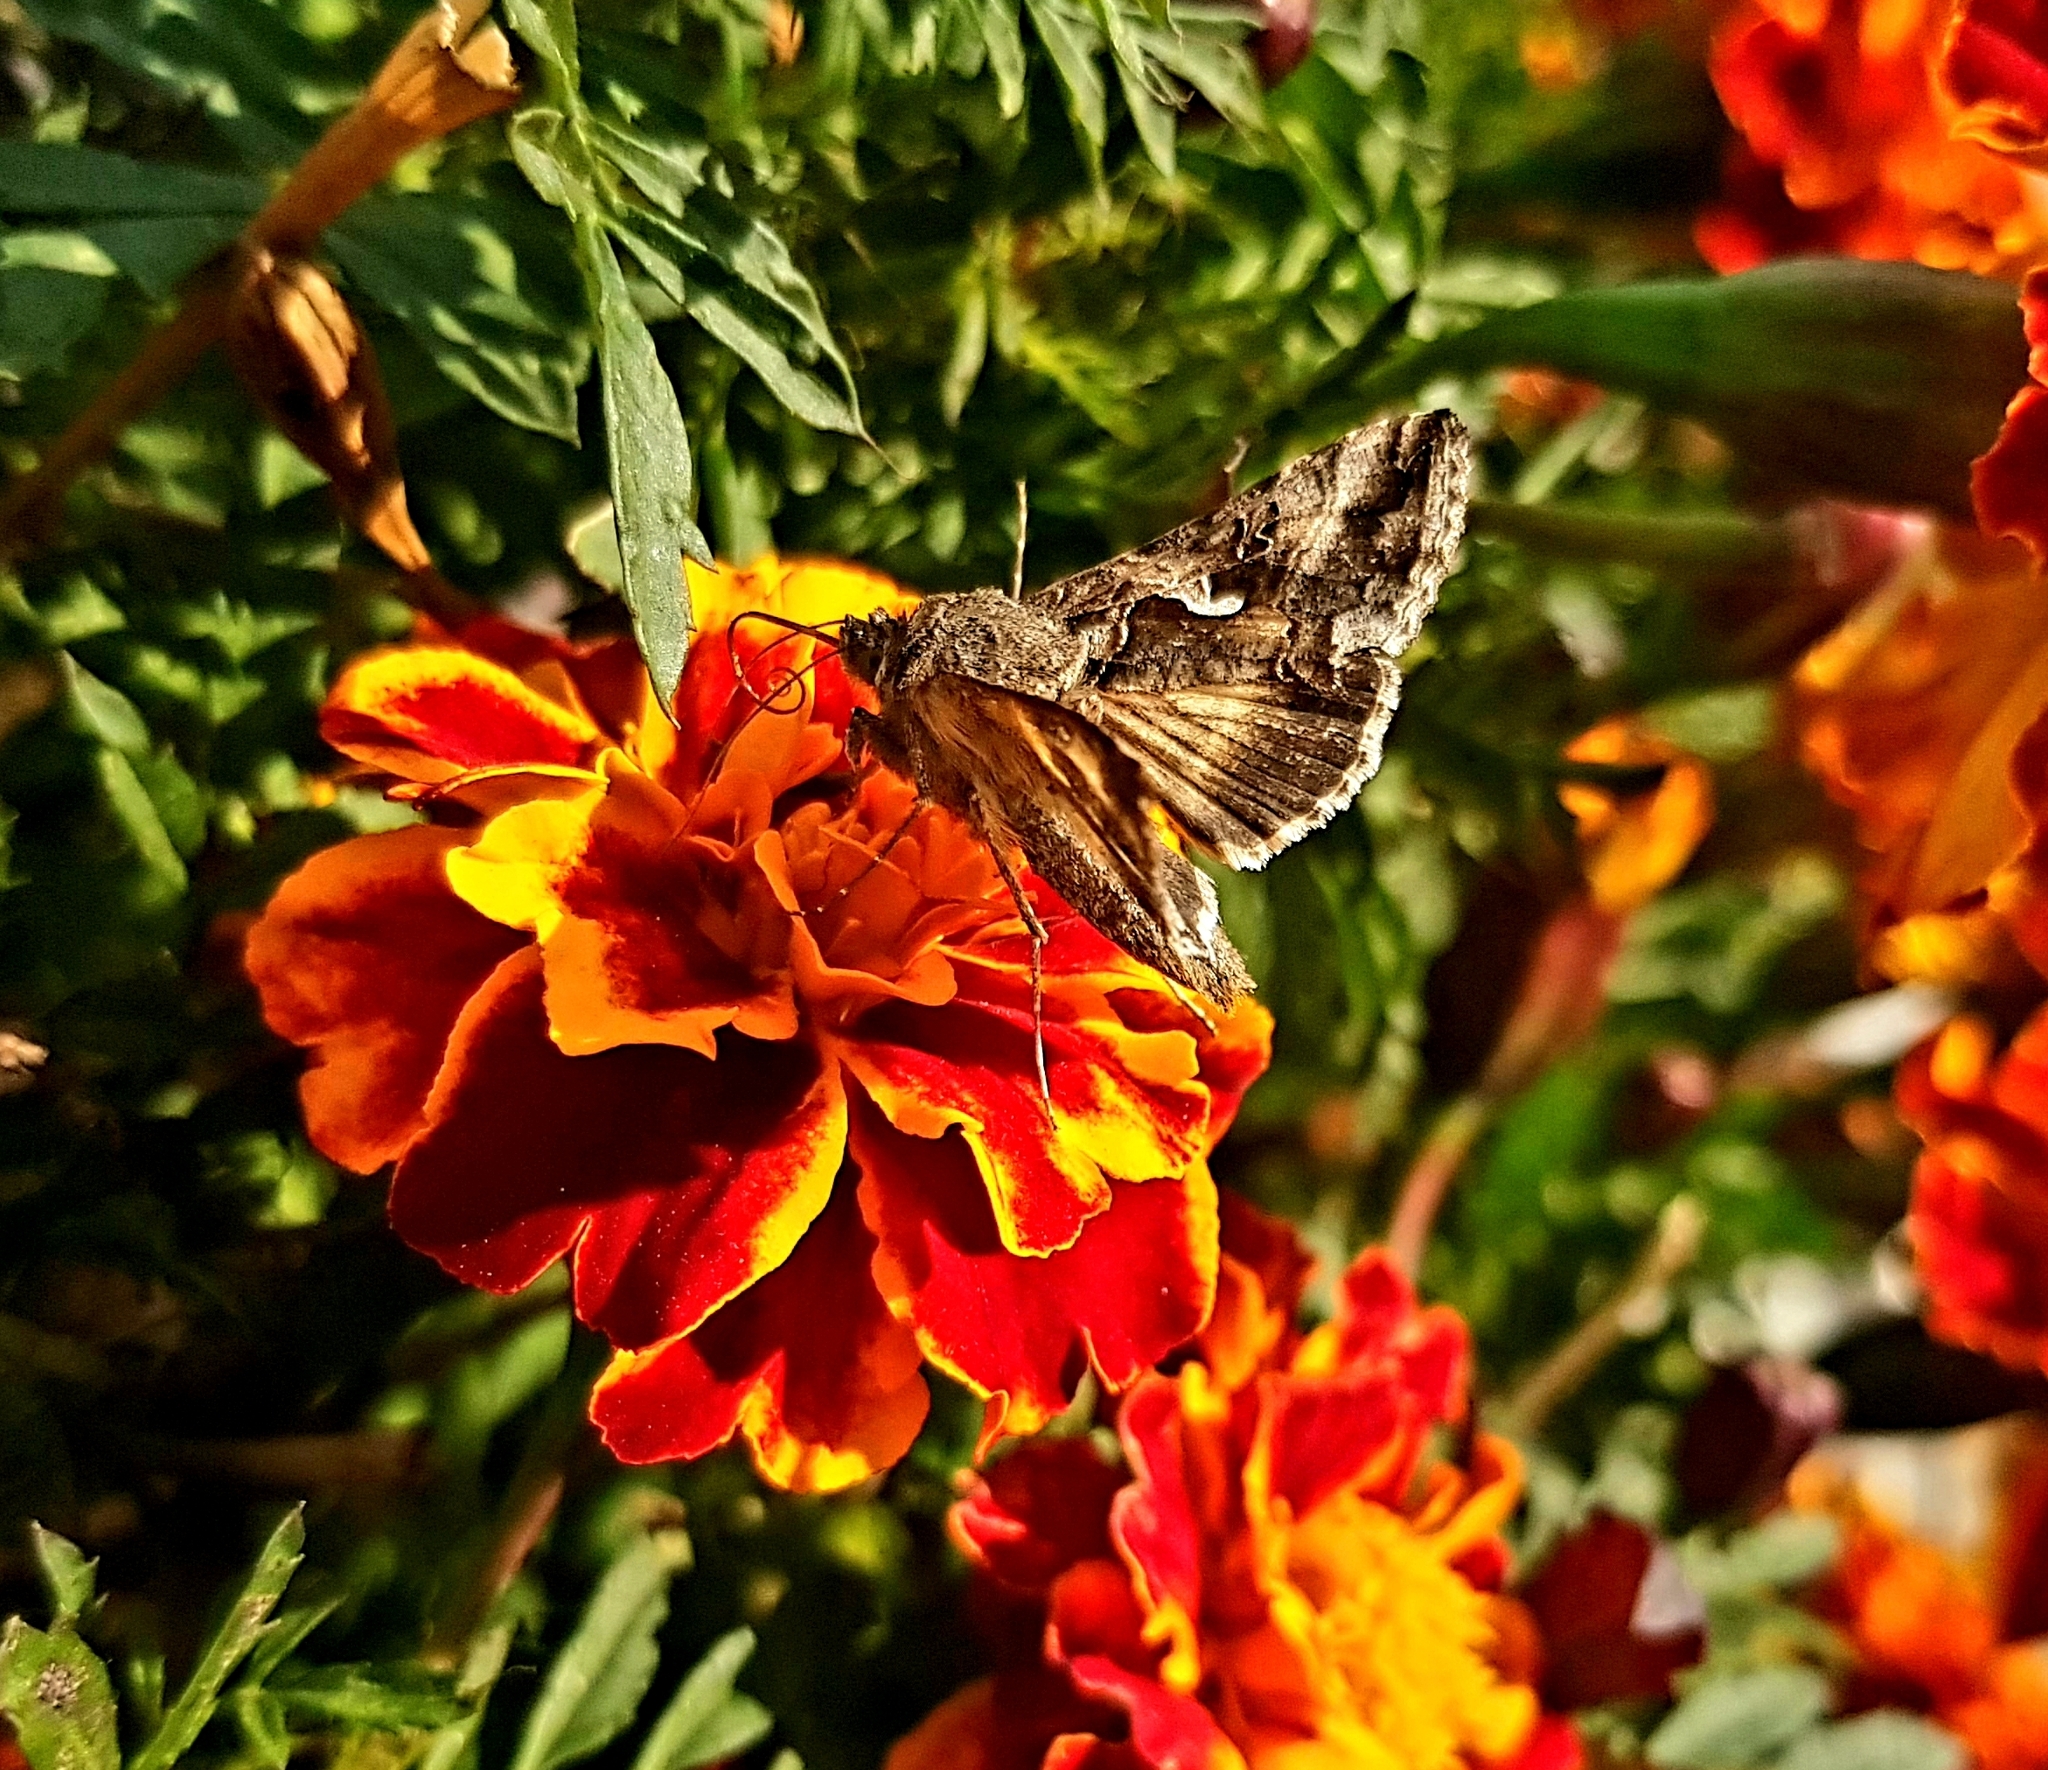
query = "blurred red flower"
xmin=245 ymin=557 xmax=1268 ymax=1491
xmin=886 ymin=1199 xmax=1563 ymax=1770
xmin=1697 ymin=0 xmax=2048 ymax=275
xmin=1895 ymin=1011 xmax=2048 ymax=1377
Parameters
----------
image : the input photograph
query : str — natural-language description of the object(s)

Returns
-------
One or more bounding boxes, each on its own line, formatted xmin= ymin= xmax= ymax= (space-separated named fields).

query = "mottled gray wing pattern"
xmin=1034 ymin=412 xmax=1471 ymax=869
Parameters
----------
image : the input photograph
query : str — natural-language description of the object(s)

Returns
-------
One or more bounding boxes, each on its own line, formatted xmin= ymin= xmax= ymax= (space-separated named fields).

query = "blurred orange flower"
xmin=1560 ymin=718 xmax=1716 ymax=918
xmin=1697 ymin=0 xmax=2048 ymax=274
xmin=1790 ymin=1432 xmax=2048 ymax=1769
xmin=245 ymin=558 xmax=1268 ymax=1492
xmin=1793 ymin=526 xmax=2048 ymax=984
xmin=1894 ymin=1010 xmax=2048 ymax=1376
xmin=886 ymin=1200 xmax=1566 ymax=1770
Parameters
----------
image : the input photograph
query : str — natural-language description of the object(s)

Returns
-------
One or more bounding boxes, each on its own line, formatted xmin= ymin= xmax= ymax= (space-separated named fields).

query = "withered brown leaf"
xmin=837 ymin=411 xmax=1472 ymax=1005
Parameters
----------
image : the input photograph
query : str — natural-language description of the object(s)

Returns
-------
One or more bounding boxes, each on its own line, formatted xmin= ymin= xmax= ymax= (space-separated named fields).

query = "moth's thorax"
xmin=885 ymin=588 xmax=1087 ymax=699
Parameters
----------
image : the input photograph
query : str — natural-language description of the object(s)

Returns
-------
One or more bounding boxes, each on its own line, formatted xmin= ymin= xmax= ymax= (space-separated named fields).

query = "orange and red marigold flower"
xmin=887 ymin=1199 xmax=1573 ymax=1770
xmin=1894 ymin=1009 xmax=2048 ymax=1377
xmin=244 ymin=557 xmax=1269 ymax=1492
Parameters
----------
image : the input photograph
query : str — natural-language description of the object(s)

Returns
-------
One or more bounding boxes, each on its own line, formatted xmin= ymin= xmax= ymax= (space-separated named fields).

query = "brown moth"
xmin=836 ymin=410 xmax=1472 ymax=1007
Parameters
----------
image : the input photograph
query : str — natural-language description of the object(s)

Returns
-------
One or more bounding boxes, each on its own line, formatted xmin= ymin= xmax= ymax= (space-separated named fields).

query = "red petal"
xmin=1108 ymin=1377 xmax=1204 ymax=1637
xmin=851 ymin=1094 xmax=1218 ymax=1448
xmin=841 ymin=945 xmax=1211 ymax=1258
xmin=1910 ymin=1150 xmax=2048 ymax=1375
xmin=1980 ymin=391 xmax=2048 ymax=545
xmin=388 ymin=951 xmax=847 ymax=1347
xmin=322 ymin=647 xmax=601 ymax=782
xmin=954 ymin=1437 xmax=1126 ymax=1593
xmin=1944 ymin=0 xmax=2048 ymax=160
xmin=244 ymin=826 xmax=523 ymax=1172
xmin=590 ymin=1178 xmax=927 ymax=1491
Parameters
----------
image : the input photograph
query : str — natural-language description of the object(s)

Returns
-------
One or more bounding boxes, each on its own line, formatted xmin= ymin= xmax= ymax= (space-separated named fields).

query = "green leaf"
xmin=28 ymin=1526 xmax=95 ymax=1629
xmin=502 ymin=0 xmax=582 ymax=104
xmin=1024 ymin=0 xmax=1107 ymax=169
xmin=329 ymin=196 xmax=590 ymax=441
xmin=629 ymin=1630 xmax=772 ymax=1770
xmin=0 ymin=141 xmax=264 ymax=214
xmin=267 ymin=1664 xmax=466 ymax=1730
xmin=80 ymin=215 xmax=246 ymax=299
xmin=0 ymin=1617 xmax=118 ymax=1770
xmin=584 ymin=217 xmax=705 ymax=715
xmin=1681 ymin=1514 xmax=1841 ymax=1598
xmin=1647 ymin=1666 xmax=1832 ymax=1770
xmin=229 ymin=1687 xmax=291 ymax=1770
xmin=508 ymin=1537 xmax=682 ymax=1770
xmin=129 ymin=1507 xmax=305 ymax=1770
xmin=1332 ymin=261 xmax=2024 ymax=521
xmin=1779 ymin=1715 xmax=1967 ymax=1770
xmin=0 ymin=268 xmax=109 ymax=380
xmin=980 ymin=0 xmax=1028 ymax=116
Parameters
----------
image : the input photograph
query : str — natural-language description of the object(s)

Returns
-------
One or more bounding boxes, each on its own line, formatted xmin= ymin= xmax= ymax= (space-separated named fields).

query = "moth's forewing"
xmin=910 ymin=675 xmax=1252 ymax=1003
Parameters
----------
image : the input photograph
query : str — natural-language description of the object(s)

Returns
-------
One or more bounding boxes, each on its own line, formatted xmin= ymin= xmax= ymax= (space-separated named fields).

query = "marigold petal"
xmin=388 ymin=950 xmax=847 ymax=1347
xmin=244 ymin=825 xmax=523 ymax=1172
xmin=954 ymin=1437 xmax=1126 ymax=1594
xmin=590 ymin=1179 xmax=927 ymax=1492
xmin=841 ymin=943 xmax=1209 ymax=1258
xmin=448 ymin=768 xmax=799 ymax=1058
xmin=321 ymin=646 xmax=601 ymax=782
xmin=851 ymin=1092 xmax=1218 ymax=1449
xmin=1944 ymin=0 xmax=2048 ymax=163
xmin=1910 ymin=1150 xmax=2048 ymax=1374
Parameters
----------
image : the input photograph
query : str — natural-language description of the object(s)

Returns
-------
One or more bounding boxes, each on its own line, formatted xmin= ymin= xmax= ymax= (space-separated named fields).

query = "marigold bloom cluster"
xmin=1789 ymin=1441 xmax=2048 ymax=1770
xmin=887 ymin=1200 xmax=1569 ymax=1770
xmin=245 ymin=558 xmax=1268 ymax=1491
xmin=1697 ymin=0 xmax=2048 ymax=275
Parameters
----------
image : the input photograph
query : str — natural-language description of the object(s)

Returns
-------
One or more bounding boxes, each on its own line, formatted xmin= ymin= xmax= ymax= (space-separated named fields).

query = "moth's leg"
xmin=982 ymin=832 xmax=1052 ymax=1114
xmin=824 ymin=798 xmax=926 ymax=907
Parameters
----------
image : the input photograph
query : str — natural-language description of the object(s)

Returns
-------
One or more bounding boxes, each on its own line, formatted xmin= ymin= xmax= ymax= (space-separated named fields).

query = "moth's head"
xmin=837 ymin=609 xmax=905 ymax=690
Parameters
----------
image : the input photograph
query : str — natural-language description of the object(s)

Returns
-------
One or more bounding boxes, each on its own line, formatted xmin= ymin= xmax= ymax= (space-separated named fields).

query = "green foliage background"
xmin=0 ymin=0 xmax=2030 ymax=1766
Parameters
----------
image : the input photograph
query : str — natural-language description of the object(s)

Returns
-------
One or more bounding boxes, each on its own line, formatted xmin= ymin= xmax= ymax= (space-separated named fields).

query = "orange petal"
xmin=447 ymin=765 xmax=799 ymax=1058
xmin=387 ymin=950 xmax=846 ymax=1348
xmin=244 ymin=825 xmax=523 ymax=1172
xmin=322 ymin=645 xmax=602 ymax=783
xmin=591 ymin=1177 xmax=928 ymax=1492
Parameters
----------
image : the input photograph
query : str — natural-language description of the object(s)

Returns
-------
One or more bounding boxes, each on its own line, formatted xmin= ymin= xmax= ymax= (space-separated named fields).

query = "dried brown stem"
xmin=0 ymin=0 xmax=516 ymax=594
xmin=1496 ymin=1196 xmax=1707 ymax=1439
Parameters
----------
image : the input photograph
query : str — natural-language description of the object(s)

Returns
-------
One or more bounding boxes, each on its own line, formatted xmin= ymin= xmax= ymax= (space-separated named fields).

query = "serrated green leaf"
xmin=329 ymin=196 xmax=589 ymax=442
xmin=1647 ymin=1666 xmax=1832 ymax=1770
xmin=584 ymin=218 xmax=704 ymax=715
xmin=1779 ymin=1715 xmax=1967 ymax=1770
xmin=502 ymin=0 xmax=582 ymax=103
xmin=0 ymin=1618 xmax=118 ymax=1770
xmin=1024 ymin=0 xmax=1107 ymax=166
xmin=508 ymin=1538 xmax=680 ymax=1770
xmin=268 ymin=1664 xmax=465 ymax=1730
xmin=629 ymin=1630 xmax=772 ymax=1770
xmin=28 ymin=1527 xmax=95 ymax=1628
xmin=129 ymin=1507 xmax=305 ymax=1770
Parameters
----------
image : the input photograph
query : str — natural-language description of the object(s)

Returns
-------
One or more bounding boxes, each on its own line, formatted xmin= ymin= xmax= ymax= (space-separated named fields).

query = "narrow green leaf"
xmin=239 ymin=1600 xmax=340 ymax=1692
xmin=0 ymin=269 xmax=108 ymax=379
xmin=1327 ymin=260 xmax=2024 ymax=520
xmin=508 ymin=1537 xmax=680 ymax=1770
xmin=0 ymin=141 xmax=263 ymax=214
xmin=629 ymin=1631 xmax=772 ymax=1770
xmin=268 ymin=1664 xmax=465 ymax=1730
xmin=1647 ymin=1666 xmax=1832 ymax=1770
xmin=1023 ymin=0 xmax=1107 ymax=167
xmin=129 ymin=1507 xmax=305 ymax=1770
xmin=980 ymin=0 xmax=1027 ymax=116
xmin=584 ymin=216 xmax=705 ymax=715
xmin=1113 ymin=52 xmax=1177 ymax=178
xmin=28 ymin=1526 xmax=95 ymax=1628
xmin=690 ymin=288 xmax=862 ymax=435
xmin=941 ymin=269 xmax=989 ymax=426
xmin=229 ymin=1687 xmax=291 ymax=1770
xmin=0 ymin=1618 xmax=118 ymax=1770
xmin=501 ymin=0 xmax=581 ymax=102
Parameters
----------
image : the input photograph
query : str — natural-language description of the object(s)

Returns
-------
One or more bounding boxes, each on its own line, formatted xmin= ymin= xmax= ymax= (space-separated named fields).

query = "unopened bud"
xmin=225 ymin=247 xmax=430 ymax=574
